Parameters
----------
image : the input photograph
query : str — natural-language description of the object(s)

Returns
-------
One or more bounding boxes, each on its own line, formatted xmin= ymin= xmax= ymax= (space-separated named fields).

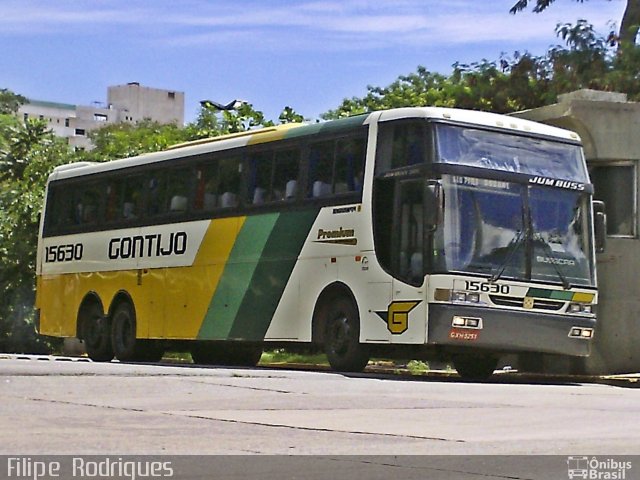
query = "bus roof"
xmin=49 ymin=107 xmax=580 ymax=182
xmin=375 ymin=107 xmax=580 ymax=142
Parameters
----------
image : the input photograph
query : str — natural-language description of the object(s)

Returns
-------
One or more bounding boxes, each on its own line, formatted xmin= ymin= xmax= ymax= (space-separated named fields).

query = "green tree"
xmin=0 ymin=115 xmax=75 ymax=353
xmin=510 ymin=0 xmax=640 ymax=47
xmin=278 ymin=106 xmax=305 ymax=124
xmin=87 ymin=120 xmax=189 ymax=161
xmin=324 ymin=21 xmax=640 ymax=119
xmin=0 ymin=89 xmax=27 ymax=115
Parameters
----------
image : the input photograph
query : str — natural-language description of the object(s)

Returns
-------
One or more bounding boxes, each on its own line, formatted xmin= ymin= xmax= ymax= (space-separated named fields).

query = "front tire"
xmin=453 ymin=354 xmax=499 ymax=381
xmin=323 ymin=296 xmax=369 ymax=372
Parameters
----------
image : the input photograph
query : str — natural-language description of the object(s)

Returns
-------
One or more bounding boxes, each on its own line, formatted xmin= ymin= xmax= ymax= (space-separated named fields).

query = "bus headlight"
xmin=467 ymin=292 xmax=481 ymax=303
xmin=452 ymin=291 xmax=468 ymax=302
xmin=568 ymin=303 xmax=595 ymax=315
xmin=450 ymin=291 xmax=481 ymax=303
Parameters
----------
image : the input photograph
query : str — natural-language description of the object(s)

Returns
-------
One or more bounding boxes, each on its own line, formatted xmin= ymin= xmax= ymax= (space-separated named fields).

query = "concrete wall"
xmin=515 ymin=89 xmax=640 ymax=374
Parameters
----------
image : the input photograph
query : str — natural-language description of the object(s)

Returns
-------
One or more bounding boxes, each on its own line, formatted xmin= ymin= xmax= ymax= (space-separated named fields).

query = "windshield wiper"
xmin=489 ymin=229 xmax=525 ymax=283
xmin=533 ymin=234 xmax=572 ymax=290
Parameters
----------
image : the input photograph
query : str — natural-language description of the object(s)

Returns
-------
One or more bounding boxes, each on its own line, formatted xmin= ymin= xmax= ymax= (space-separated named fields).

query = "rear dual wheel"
xmin=110 ymin=301 xmax=164 ymax=363
xmin=82 ymin=302 xmax=113 ymax=362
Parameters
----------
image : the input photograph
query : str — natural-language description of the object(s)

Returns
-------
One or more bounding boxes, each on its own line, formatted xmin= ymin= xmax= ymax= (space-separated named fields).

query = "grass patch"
xmin=260 ymin=348 xmax=329 ymax=365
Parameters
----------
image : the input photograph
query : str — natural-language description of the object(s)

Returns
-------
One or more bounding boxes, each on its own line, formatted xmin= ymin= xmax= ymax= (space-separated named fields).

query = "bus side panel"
xmin=197 ymin=210 xmax=319 ymax=341
xmin=37 ymin=274 xmax=70 ymax=336
xmin=266 ymin=205 xmax=378 ymax=343
xmin=163 ymin=217 xmax=244 ymax=339
xmin=229 ymin=210 xmax=319 ymax=340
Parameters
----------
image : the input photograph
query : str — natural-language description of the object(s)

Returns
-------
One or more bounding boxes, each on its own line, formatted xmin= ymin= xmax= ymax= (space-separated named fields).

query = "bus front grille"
xmin=489 ymin=295 xmax=564 ymax=311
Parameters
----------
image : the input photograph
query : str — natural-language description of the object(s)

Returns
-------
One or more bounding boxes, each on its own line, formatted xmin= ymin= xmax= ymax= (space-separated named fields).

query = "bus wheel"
xmin=82 ymin=303 xmax=113 ymax=362
xmin=323 ymin=296 xmax=369 ymax=372
xmin=453 ymin=354 xmax=498 ymax=381
xmin=111 ymin=302 xmax=138 ymax=362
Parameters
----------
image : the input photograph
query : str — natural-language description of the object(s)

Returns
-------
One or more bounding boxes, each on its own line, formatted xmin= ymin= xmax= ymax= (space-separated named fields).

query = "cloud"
xmin=0 ymin=0 xmax=626 ymax=52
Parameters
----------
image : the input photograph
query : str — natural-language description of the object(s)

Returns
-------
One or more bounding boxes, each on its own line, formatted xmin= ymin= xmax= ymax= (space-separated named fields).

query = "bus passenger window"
xmin=273 ymin=149 xmax=299 ymax=201
xmin=105 ymin=181 xmax=121 ymax=222
xmin=146 ymin=171 xmax=166 ymax=217
xmin=376 ymin=120 xmax=428 ymax=174
xmin=218 ymin=157 xmax=241 ymax=208
xmin=195 ymin=163 xmax=220 ymax=210
xmin=121 ymin=175 xmax=145 ymax=220
xmin=248 ymin=152 xmax=273 ymax=205
xmin=49 ymin=187 xmax=74 ymax=230
xmin=76 ymin=184 xmax=101 ymax=225
xmin=308 ymin=141 xmax=334 ymax=198
xmin=335 ymin=138 xmax=365 ymax=194
xmin=166 ymin=168 xmax=192 ymax=214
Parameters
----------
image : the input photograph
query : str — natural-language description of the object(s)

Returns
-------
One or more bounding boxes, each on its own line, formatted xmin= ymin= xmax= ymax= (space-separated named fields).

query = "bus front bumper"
xmin=427 ymin=304 xmax=596 ymax=357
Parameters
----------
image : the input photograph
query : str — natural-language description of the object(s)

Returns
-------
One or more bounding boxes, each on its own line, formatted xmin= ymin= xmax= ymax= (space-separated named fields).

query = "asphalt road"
xmin=1 ymin=355 xmax=639 ymax=478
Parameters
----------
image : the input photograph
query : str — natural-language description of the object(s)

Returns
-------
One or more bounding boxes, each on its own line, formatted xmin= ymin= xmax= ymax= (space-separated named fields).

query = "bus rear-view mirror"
xmin=593 ymin=200 xmax=607 ymax=254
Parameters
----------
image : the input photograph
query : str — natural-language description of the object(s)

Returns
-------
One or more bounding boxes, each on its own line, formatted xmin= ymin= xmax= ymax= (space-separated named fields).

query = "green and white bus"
xmin=36 ymin=107 xmax=600 ymax=378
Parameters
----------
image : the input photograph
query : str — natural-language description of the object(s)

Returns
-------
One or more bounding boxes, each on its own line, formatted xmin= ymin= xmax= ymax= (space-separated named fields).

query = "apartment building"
xmin=19 ymin=83 xmax=184 ymax=150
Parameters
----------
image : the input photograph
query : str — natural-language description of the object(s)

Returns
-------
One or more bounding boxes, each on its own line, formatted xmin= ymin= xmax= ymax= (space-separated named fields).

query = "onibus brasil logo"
xmin=567 ymin=456 xmax=632 ymax=479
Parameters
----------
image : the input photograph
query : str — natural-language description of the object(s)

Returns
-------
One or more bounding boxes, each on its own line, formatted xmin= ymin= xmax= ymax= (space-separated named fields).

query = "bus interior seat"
xmin=220 ymin=192 xmax=237 ymax=208
xmin=285 ymin=180 xmax=297 ymax=199
xmin=170 ymin=195 xmax=188 ymax=212
xmin=312 ymin=181 xmax=331 ymax=198
xmin=253 ymin=187 xmax=266 ymax=205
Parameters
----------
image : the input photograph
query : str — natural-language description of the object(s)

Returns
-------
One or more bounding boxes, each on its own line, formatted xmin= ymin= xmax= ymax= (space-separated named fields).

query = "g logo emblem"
xmin=385 ymin=301 xmax=421 ymax=334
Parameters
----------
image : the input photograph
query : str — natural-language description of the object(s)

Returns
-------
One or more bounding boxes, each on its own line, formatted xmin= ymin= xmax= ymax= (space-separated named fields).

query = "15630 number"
xmin=464 ymin=280 xmax=510 ymax=295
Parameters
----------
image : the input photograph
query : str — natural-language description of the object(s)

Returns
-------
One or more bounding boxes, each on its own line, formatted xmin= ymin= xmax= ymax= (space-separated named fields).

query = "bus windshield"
xmin=435 ymin=124 xmax=588 ymax=183
xmin=435 ymin=175 xmax=595 ymax=287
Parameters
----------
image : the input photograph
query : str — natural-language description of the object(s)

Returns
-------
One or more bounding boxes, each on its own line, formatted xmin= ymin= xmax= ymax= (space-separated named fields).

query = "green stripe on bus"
xmin=526 ymin=288 xmax=574 ymax=301
xmin=283 ymin=114 xmax=367 ymax=139
xmin=198 ymin=214 xmax=280 ymax=340
xmin=229 ymin=209 xmax=319 ymax=340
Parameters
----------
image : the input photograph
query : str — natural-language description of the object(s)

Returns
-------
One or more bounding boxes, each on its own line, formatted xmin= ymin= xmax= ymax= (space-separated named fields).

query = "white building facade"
xmin=19 ymin=83 xmax=184 ymax=150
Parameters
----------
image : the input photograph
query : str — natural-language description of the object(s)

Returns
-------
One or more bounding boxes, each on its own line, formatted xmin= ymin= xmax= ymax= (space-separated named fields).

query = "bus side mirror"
xmin=593 ymin=200 xmax=607 ymax=254
xmin=425 ymin=181 xmax=443 ymax=230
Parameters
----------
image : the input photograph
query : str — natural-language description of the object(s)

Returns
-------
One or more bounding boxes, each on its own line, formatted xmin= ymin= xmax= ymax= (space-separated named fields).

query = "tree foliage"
xmin=324 ymin=21 xmax=640 ymax=119
xmin=0 ymin=89 xmax=27 ymax=115
xmin=0 ymin=116 xmax=75 ymax=352
xmin=510 ymin=0 xmax=640 ymax=47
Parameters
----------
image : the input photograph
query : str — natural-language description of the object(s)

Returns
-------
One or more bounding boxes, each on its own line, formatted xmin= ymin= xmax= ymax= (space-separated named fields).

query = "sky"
xmin=1 ymin=0 xmax=627 ymax=123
